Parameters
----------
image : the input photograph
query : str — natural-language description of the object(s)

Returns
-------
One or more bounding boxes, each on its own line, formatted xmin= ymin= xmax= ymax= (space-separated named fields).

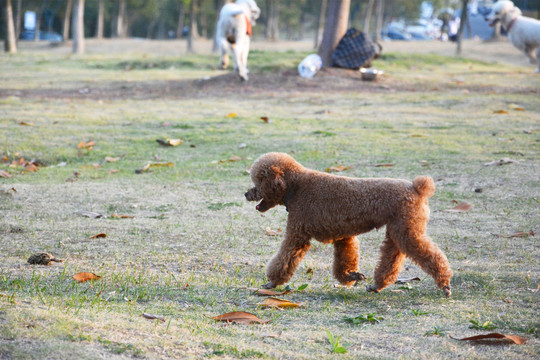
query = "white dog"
xmin=216 ymin=0 xmax=260 ymax=81
xmin=486 ymin=1 xmax=540 ymax=72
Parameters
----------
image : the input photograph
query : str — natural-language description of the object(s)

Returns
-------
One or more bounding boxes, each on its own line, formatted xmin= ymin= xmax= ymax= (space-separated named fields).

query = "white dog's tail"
xmin=413 ymin=176 xmax=435 ymax=198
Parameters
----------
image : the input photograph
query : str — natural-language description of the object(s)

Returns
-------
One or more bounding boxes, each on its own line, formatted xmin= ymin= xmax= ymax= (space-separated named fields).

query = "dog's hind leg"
xmin=389 ymin=223 xmax=453 ymax=297
xmin=367 ymin=232 xmax=406 ymax=293
xmin=264 ymin=233 xmax=311 ymax=288
xmin=333 ymin=237 xmax=366 ymax=286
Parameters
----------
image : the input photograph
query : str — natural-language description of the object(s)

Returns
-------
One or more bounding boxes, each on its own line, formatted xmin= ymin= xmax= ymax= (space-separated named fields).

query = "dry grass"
xmin=0 ymin=39 xmax=539 ymax=359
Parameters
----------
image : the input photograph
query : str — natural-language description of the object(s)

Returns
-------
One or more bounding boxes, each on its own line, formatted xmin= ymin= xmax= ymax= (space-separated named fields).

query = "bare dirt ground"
xmin=17 ymin=37 xmax=531 ymax=67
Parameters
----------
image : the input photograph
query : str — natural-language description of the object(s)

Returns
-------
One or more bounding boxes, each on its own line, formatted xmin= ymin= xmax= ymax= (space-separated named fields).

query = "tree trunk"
xmin=374 ymin=0 xmax=384 ymax=42
xmin=187 ymin=0 xmax=195 ymax=53
xmin=189 ymin=0 xmax=200 ymax=40
xmin=95 ymin=0 xmax=104 ymax=39
xmin=14 ymin=0 xmax=21 ymax=39
xmin=318 ymin=0 xmax=350 ymax=67
xmin=363 ymin=0 xmax=375 ymax=35
xmin=116 ymin=0 xmax=127 ymax=38
xmin=456 ymin=0 xmax=468 ymax=55
xmin=176 ymin=3 xmax=185 ymax=38
xmin=34 ymin=1 xmax=46 ymax=42
xmin=266 ymin=0 xmax=279 ymax=41
xmin=314 ymin=0 xmax=327 ymax=49
xmin=72 ymin=0 xmax=85 ymax=54
xmin=63 ymin=0 xmax=73 ymax=41
xmin=3 ymin=0 xmax=17 ymax=53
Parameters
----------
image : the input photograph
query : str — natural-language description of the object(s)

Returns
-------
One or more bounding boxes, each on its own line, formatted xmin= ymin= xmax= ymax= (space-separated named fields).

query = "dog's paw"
xmin=262 ymin=281 xmax=276 ymax=289
xmin=366 ymin=284 xmax=380 ymax=293
xmin=349 ymin=272 xmax=367 ymax=282
xmin=442 ymin=285 xmax=452 ymax=298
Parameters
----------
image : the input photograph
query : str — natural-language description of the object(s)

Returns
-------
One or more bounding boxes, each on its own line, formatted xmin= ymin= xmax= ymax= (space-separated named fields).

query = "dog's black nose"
xmin=244 ymin=192 xmax=249 ymax=198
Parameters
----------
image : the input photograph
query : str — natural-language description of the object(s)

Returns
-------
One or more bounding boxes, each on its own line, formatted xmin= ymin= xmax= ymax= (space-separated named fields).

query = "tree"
xmin=266 ymin=0 xmax=279 ymax=41
xmin=72 ymin=0 xmax=85 ymax=54
xmin=3 ymin=0 xmax=17 ymax=53
xmin=318 ymin=0 xmax=350 ymax=67
xmin=363 ymin=0 xmax=375 ymax=35
xmin=95 ymin=0 xmax=104 ymax=39
xmin=63 ymin=0 xmax=73 ymax=41
xmin=374 ymin=0 xmax=384 ymax=42
xmin=115 ymin=0 xmax=127 ymax=38
xmin=14 ymin=0 xmax=21 ymax=39
xmin=34 ymin=1 xmax=46 ymax=41
xmin=456 ymin=0 xmax=468 ymax=55
xmin=187 ymin=0 xmax=195 ymax=52
xmin=314 ymin=0 xmax=327 ymax=49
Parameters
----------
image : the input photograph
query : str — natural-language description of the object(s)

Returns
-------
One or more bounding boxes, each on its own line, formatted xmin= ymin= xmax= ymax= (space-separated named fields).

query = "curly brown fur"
xmin=245 ymin=152 xmax=453 ymax=296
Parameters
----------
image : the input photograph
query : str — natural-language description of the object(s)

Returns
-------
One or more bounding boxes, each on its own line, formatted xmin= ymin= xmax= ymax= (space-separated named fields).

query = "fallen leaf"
xmin=156 ymin=139 xmax=182 ymax=147
xmin=218 ymin=156 xmax=242 ymax=164
xmin=265 ymin=227 xmax=282 ymax=236
xmin=444 ymin=202 xmax=473 ymax=213
xmin=257 ymin=297 xmax=303 ymax=308
xmin=451 ymin=333 xmax=527 ymax=345
xmin=89 ymin=233 xmax=107 ymax=239
xmin=493 ymin=110 xmax=509 ymax=114
xmin=410 ymin=134 xmax=429 ymax=138
xmin=19 ymin=121 xmax=34 ymax=126
xmin=492 ymin=231 xmax=534 ymax=238
xmin=75 ymin=210 xmax=103 ymax=218
xmin=23 ymin=164 xmax=38 ymax=172
xmin=135 ymin=162 xmax=174 ymax=173
xmin=73 ymin=272 xmax=101 ymax=282
xmin=260 ymin=116 xmax=269 ymax=123
xmin=395 ymin=277 xmax=421 ymax=284
xmin=527 ymin=284 xmax=539 ymax=293
xmin=111 ymin=213 xmax=134 ymax=219
xmin=261 ymin=331 xmax=282 ymax=338
xmin=253 ymin=289 xmax=291 ymax=296
xmin=109 ymin=169 xmax=119 ymax=174
xmin=104 ymin=156 xmax=120 ymax=163
xmin=484 ymin=158 xmax=517 ymax=166
xmin=226 ymin=112 xmax=238 ymax=118
xmin=0 ymin=170 xmax=12 ymax=178
xmin=212 ymin=311 xmax=270 ymax=324
xmin=78 ymin=141 xmax=95 ymax=149
xmin=27 ymin=253 xmax=64 ymax=265
xmin=375 ymin=163 xmax=395 ymax=167
xmin=2 ymin=156 xmax=7 ymax=162
xmin=0 ymin=187 xmax=17 ymax=196
xmin=326 ymin=165 xmax=350 ymax=173
xmin=142 ymin=313 xmax=166 ymax=322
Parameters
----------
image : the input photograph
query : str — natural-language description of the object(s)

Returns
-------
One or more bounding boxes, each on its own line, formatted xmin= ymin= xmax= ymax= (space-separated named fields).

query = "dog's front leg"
xmin=264 ymin=233 xmax=311 ymax=288
xmin=333 ymin=237 xmax=366 ymax=286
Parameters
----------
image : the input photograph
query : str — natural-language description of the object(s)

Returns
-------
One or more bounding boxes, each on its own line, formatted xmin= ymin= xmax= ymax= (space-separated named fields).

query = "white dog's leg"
xmin=219 ymin=39 xmax=230 ymax=69
xmin=234 ymin=41 xmax=249 ymax=81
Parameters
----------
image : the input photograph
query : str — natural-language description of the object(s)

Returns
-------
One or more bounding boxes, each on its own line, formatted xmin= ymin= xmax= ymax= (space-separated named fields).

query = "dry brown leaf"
xmin=212 ymin=311 xmax=270 ymax=324
xmin=104 ymin=156 xmax=120 ymax=163
xmin=395 ymin=276 xmax=421 ymax=284
xmin=253 ymin=289 xmax=291 ymax=296
xmin=156 ymin=138 xmax=182 ymax=147
xmin=19 ymin=121 xmax=34 ymax=126
xmin=0 ymin=170 xmax=12 ymax=178
xmin=375 ymin=163 xmax=395 ymax=167
xmin=484 ymin=158 xmax=517 ymax=166
xmin=78 ymin=141 xmax=95 ymax=149
xmin=142 ymin=313 xmax=166 ymax=322
xmin=257 ymin=297 xmax=303 ymax=308
xmin=451 ymin=333 xmax=527 ymax=345
xmin=493 ymin=109 xmax=509 ymax=114
xmin=75 ymin=210 xmax=103 ymax=218
xmin=27 ymin=253 xmax=64 ymax=265
xmin=2 ymin=156 xmax=7 ymax=162
xmin=135 ymin=162 xmax=174 ymax=173
xmin=23 ymin=164 xmax=38 ymax=172
xmin=226 ymin=112 xmax=238 ymax=118
xmin=492 ymin=231 xmax=534 ymax=238
xmin=219 ymin=156 xmax=242 ymax=164
xmin=527 ymin=284 xmax=539 ymax=293
xmin=260 ymin=116 xmax=269 ymax=123
xmin=444 ymin=202 xmax=473 ymax=213
xmin=111 ymin=213 xmax=134 ymax=219
xmin=109 ymin=169 xmax=119 ymax=174
xmin=326 ymin=165 xmax=350 ymax=173
xmin=265 ymin=227 xmax=282 ymax=236
xmin=410 ymin=134 xmax=428 ymax=138
xmin=73 ymin=272 xmax=101 ymax=282
xmin=89 ymin=233 xmax=107 ymax=239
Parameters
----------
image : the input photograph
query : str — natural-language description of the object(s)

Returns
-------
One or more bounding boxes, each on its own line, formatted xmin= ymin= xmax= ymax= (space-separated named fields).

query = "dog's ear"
xmin=261 ymin=165 xmax=286 ymax=202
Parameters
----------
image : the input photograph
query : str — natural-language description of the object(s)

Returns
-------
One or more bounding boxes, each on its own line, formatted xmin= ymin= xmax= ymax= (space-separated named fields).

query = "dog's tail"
xmin=413 ymin=176 xmax=435 ymax=198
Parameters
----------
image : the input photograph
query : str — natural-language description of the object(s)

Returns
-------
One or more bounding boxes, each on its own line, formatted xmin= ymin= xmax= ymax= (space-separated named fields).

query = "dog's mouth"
xmin=487 ymin=18 xmax=499 ymax=27
xmin=255 ymin=199 xmax=270 ymax=212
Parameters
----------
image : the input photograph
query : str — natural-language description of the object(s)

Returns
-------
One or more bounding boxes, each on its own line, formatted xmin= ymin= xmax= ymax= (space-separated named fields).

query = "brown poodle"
xmin=245 ymin=152 xmax=453 ymax=297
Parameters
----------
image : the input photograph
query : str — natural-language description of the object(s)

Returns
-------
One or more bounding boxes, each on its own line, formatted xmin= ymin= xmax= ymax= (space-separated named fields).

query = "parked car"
xmin=383 ymin=28 xmax=412 ymax=41
xmin=20 ymin=30 xmax=63 ymax=42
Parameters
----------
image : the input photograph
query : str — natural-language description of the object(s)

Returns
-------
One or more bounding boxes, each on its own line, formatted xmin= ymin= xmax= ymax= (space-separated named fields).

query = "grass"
xmin=1 ymin=43 xmax=539 ymax=359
